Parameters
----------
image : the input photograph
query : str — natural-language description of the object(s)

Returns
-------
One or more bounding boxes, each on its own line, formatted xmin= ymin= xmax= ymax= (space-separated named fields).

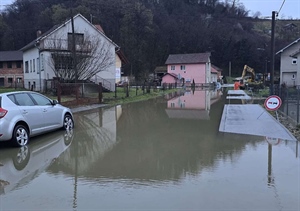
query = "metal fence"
xmin=276 ymin=85 xmax=300 ymax=125
xmin=53 ymin=82 xmax=102 ymax=107
xmin=46 ymin=80 xmax=216 ymax=107
xmin=107 ymin=82 xmax=170 ymax=101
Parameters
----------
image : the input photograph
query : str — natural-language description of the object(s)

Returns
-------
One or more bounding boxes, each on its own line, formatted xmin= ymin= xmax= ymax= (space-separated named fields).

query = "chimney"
xmin=37 ymin=30 xmax=42 ymax=38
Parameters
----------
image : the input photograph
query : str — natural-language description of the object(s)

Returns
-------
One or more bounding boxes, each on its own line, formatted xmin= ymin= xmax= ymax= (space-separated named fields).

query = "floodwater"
xmin=0 ymin=90 xmax=299 ymax=211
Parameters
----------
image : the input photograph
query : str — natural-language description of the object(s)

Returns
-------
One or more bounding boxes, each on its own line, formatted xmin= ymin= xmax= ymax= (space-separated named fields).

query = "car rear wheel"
xmin=12 ymin=125 xmax=29 ymax=147
xmin=63 ymin=114 xmax=74 ymax=130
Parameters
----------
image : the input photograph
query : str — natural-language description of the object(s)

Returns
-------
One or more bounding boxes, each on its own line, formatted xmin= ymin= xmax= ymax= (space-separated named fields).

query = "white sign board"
xmin=264 ymin=95 xmax=282 ymax=111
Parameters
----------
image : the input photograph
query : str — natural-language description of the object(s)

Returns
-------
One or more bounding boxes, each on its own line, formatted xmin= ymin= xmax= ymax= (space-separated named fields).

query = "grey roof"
xmin=276 ymin=37 xmax=300 ymax=55
xmin=0 ymin=51 xmax=23 ymax=62
xmin=165 ymin=53 xmax=210 ymax=65
xmin=20 ymin=13 xmax=119 ymax=52
xmin=211 ymin=64 xmax=222 ymax=71
xmin=154 ymin=66 xmax=167 ymax=73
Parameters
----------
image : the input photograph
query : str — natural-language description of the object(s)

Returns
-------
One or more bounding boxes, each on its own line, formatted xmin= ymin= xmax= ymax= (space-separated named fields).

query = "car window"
xmin=7 ymin=94 xmax=17 ymax=105
xmin=30 ymin=93 xmax=52 ymax=106
xmin=14 ymin=93 xmax=35 ymax=106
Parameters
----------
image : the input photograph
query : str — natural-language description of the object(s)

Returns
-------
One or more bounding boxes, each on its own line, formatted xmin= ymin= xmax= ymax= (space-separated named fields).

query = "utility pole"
xmin=229 ymin=61 xmax=231 ymax=78
xmin=270 ymin=11 xmax=276 ymax=95
xmin=71 ymin=8 xmax=77 ymax=83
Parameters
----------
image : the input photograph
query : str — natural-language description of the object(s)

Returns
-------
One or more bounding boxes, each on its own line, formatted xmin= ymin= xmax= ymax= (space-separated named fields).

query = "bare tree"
xmin=45 ymin=32 xmax=115 ymax=81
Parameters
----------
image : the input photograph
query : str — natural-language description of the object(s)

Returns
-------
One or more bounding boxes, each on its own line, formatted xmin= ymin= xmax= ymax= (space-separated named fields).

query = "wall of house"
xmin=115 ymin=54 xmax=121 ymax=83
xmin=211 ymin=73 xmax=218 ymax=82
xmin=280 ymin=42 xmax=300 ymax=87
xmin=23 ymin=14 xmax=117 ymax=92
xmin=167 ymin=63 xmax=207 ymax=84
xmin=23 ymin=48 xmax=52 ymax=91
xmin=161 ymin=74 xmax=177 ymax=84
xmin=0 ymin=61 xmax=23 ymax=87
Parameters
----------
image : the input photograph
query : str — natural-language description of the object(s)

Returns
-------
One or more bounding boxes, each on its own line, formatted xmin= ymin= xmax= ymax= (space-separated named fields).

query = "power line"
xmin=277 ymin=0 xmax=286 ymax=16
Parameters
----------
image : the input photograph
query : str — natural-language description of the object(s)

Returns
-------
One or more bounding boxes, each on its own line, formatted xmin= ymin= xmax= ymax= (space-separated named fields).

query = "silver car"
xmin=0 ymin=91 xmax=74 ymax=147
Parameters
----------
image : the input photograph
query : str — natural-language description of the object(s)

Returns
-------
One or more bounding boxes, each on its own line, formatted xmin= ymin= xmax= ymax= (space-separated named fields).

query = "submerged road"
xmin=219 ymin=90 xmax=297 ymax=141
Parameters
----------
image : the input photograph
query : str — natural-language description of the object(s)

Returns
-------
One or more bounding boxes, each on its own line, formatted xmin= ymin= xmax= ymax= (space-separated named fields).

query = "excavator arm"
xmin=242 ymin=65 xmax=255 ymax=82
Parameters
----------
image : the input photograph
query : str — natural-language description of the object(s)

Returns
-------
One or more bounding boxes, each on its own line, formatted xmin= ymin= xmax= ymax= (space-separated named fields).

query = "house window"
xmin=292 ymin=58 xmax=297 ymax=65
xmin=30 ymin=60 xmax=32 ymax=72
xmin=25 ymin=61 xmax=29 ymax=73
xmin=68 ymin=33 xmax=84 ymax=50
xmin=52 ymin=54 xmax=73 ymax=70
xmin=0 ymin=62 xmax=3 ymax=68
xmin=40 ymin=54 xmax=44 ymax=70
xmin=8 ymin=78 xmax=13 ymax=84
xmin=181 ymin=65 xmax=185 ymax=70
xmin=7 ymin=62 xmax=12 ymax=68
xmin=292 ymin=74 xmax=296 ymax=80
xmin=33 ymin=59 xmax=35 ymax=72
xmin=16 ymin=61 xmax=22 ymax=68
xmin=171 ymin=65 xmax=175 ymax=71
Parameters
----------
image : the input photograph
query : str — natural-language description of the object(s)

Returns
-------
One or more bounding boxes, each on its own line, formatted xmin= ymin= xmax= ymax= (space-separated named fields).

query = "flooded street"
xmin=0 ymin=90 xmax=299 ymax=211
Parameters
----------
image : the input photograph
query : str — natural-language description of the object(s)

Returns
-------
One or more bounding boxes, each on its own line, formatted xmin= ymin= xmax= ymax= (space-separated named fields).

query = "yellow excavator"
xmin=241 ymin=65 xmax=255 ymax=83
xmin=241 ymin=65 xmax=264 ymax=91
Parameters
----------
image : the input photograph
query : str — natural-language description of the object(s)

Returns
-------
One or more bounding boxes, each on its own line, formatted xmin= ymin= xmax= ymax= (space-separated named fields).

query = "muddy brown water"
xmin=0 ymin=90 xmax=299 ymax=210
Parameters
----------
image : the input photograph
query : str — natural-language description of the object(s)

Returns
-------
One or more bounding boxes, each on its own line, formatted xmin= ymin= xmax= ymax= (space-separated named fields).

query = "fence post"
xmin=126 ymin=83 xmax=129 ymax=97
xmin=82 ymin=83 xmax=84 ymax=98
xmin=115 ymin=83 xmax=117 ymax=98
xmin=297 ymin=88 xmax=299 ymax=124
xmin=136 ymin=83 xmax=138 ymax=96
xmin=98 ymin=83 xmax=103 ymax=103
xmin=147 ymin=83 xmax=150 ymax=94
xmin=286 ymin=89 xmax=289 ymax=116
xmin=57 ymin=83 xmax=61 ymax=103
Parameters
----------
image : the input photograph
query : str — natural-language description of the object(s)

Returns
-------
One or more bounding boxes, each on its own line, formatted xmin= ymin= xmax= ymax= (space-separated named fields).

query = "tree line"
xmin=0 ymin=0 xmax=298 ymax=79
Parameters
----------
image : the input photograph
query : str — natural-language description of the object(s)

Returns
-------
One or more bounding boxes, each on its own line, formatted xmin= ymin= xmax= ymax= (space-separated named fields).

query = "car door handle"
xmin=22 ymin=110 xmax=28 ymax=114
xmin=43 ymin=109 xmax=47 ymax=112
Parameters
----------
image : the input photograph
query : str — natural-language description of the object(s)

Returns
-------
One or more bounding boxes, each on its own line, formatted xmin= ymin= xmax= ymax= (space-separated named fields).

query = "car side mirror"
xmin=52 ymin=100 xmax=59 ymax=105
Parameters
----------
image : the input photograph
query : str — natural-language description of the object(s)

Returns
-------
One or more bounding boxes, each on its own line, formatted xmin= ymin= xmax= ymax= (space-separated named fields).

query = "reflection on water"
xmin=166 ymin=89 xmax=222 ymax=119
xmin=0 ymin=90 xmax=299 ymax=210
xmin=0 ymin=130 xmax=73 ymax=195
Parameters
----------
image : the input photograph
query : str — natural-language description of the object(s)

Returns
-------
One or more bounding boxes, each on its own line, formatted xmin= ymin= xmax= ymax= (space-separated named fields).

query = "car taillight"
xmin=0 ymin=108 xmax=8 ymax=118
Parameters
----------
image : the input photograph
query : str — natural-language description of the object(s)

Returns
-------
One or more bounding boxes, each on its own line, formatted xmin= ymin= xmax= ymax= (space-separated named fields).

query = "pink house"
xmin=162 ymin=53 xmax=212 ymax=86
xmin=211 ymin=64 xmax=222 ymax=82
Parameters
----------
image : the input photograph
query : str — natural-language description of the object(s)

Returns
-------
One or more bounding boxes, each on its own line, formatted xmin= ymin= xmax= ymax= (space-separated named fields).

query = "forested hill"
xmin=0 ymin=0 xmax=299 ymax=78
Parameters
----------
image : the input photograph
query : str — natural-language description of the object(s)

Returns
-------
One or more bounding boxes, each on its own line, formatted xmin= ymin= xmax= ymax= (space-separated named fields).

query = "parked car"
xmin=0 ymin=91 xmax=74 ymax=147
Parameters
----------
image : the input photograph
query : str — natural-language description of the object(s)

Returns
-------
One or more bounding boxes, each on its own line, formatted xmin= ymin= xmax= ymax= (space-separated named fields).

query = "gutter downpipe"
xmin=34 ymin=40 xmax=42 ymax=92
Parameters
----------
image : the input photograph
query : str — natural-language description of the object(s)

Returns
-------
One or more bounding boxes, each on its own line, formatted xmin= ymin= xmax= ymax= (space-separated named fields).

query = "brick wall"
xmin=0 ymin=61 xmax=24 ymax=87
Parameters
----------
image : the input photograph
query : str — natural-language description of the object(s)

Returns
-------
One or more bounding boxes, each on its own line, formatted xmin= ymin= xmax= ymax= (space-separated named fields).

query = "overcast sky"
xmin=1 ymin=0 xmax=299 ymax=19
xmin=239 ymin=0 xmax=300 ymax=19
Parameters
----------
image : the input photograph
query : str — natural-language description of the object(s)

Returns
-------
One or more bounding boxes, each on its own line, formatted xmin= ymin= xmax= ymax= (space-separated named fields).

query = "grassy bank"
xmin=102 ymin=87 xmax=179 ymax=105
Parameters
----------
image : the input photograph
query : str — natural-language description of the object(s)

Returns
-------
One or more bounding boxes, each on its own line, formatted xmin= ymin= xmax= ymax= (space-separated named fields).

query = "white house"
xmin=21 ymin=13 xmax=119 ymax=92
xmin=276 ymin=38 xmax=300 ymax=87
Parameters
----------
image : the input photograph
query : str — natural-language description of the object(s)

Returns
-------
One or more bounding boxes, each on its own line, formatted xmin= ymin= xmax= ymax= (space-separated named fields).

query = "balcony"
xmin=39 ymin=38 xmax=92 ymax=53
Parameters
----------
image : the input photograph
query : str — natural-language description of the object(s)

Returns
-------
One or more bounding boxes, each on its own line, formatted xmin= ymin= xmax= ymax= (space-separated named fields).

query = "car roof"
xmin=0 ymin=91 xmax=37 ymax=96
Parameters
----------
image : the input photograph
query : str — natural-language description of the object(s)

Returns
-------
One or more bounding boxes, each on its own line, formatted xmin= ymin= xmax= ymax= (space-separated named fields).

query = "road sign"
xmin=264 ymin=95 xmax=282 ymax=111
xmin=265 ymin=136 xmax=281 ymax=145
